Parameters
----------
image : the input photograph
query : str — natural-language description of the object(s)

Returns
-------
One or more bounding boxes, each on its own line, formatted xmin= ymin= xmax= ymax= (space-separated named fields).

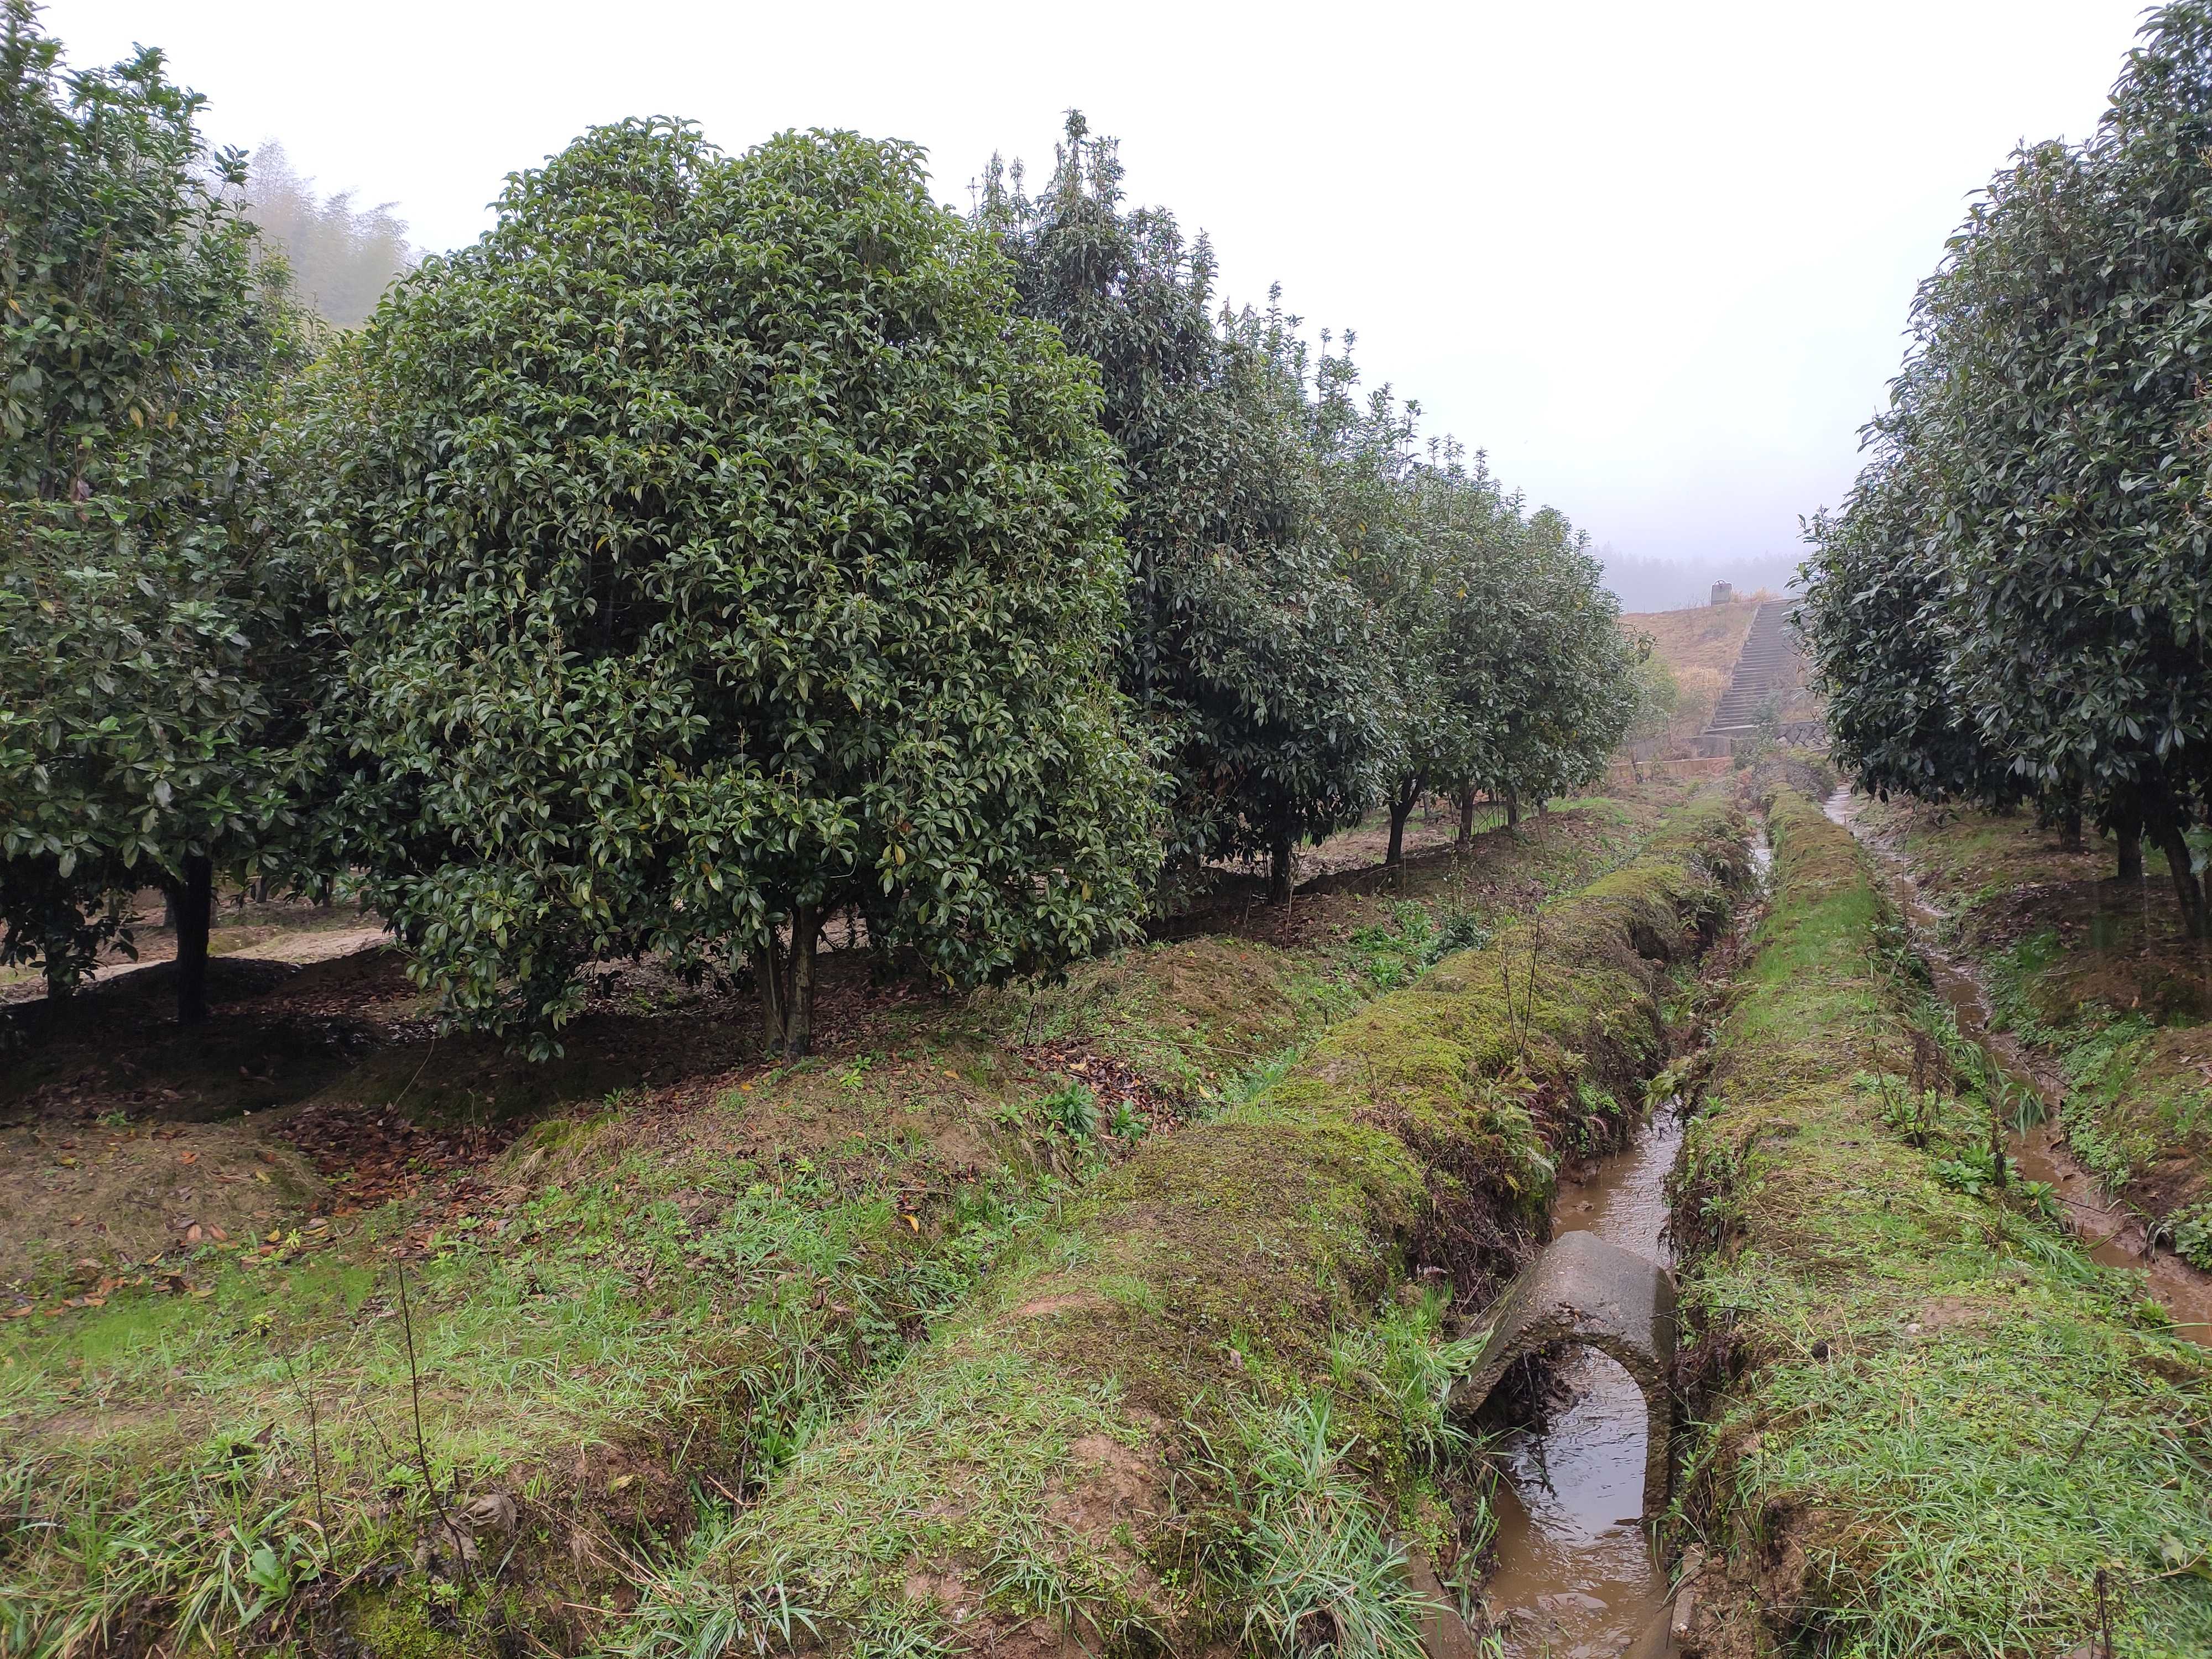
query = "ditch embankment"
xmin=1835 ymin=792 xmax=2212 ymax=1301
xmin=0 ymin=792 xmax=1685 ymax=1659
xmin=1828 ymin=791 xmax=2212 ymax=1343
xmin=1668 ymin=787 xmax=2212 ymax=1658
xmin=609 ymin=796 xmax=1752 ymax=1657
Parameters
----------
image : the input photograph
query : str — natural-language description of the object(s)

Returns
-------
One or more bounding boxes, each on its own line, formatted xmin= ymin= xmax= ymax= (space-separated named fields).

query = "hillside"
xmin=1621 ymin=596 xmax=1762 ymax=747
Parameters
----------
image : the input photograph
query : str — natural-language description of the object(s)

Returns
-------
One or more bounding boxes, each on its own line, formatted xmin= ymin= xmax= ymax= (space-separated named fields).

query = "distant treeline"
xmin=236 ymin=141 xmax=412 ymax=328
xmin=0 ymin=5 xmax=1647 ymax=1054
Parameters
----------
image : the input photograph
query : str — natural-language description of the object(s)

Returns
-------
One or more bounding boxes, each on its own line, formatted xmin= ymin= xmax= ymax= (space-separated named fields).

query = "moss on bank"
xmin=1673 ymin=789 xmax=2212 ymax=1658
xmin=1855 ymin=794 xmax=2212 ymax=1249
xmin=0 ymin=797 xmax=1671 ymax=1659
xmin=612 ymin=796 xmax=1750 ymax=1656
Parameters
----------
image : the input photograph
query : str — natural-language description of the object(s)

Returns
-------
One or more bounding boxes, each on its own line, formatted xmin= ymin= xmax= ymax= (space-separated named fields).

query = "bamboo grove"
xmin=0 ymin=6 xmax=1642 ymax=1055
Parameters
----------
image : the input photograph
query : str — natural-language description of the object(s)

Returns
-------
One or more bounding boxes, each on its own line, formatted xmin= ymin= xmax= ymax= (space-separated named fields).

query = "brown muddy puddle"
xmin=1481 ymin=1107 xmax=1684 ymax=1655
xmin=1822 ymin=787 xmax=2212 ymax=1347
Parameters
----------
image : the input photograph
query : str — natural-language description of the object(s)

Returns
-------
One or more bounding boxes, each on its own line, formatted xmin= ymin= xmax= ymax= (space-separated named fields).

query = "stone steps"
xmin=1699 ymin=599 xmax=1806 ymax=745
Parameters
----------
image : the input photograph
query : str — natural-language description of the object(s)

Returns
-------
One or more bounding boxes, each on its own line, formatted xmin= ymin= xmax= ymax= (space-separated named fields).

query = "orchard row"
xmin=0 ymin=11 xmax=1645 ymax=1053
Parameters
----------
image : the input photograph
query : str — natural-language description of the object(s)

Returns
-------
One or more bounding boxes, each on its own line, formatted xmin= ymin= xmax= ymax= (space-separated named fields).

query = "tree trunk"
xmin=787 ymin=902 xmax=820 ymax=1058
xmin=174 ymin=855 xmax=212 ymax=1026
xmin=757 ymin=902 xmax=825 ymax=1056
xmin=2115 ymin=817 xmax=2143 ymax=883
xmin=1268 ymin=835 xmax=1293 ymax=906
xmin=1385 ymin=776 xmax=1421 ymax=871
xmin=1504 ymin=790 xmax=1520 ymax=832
xmin=1456 ymin=786 xmax=1477 ymax=849
xmin=2060 ymin=802 xmax=2084 ymax=854
xmin=758 ymin=940 xmax=786 ymax=1051
xmin=45 ymin=956 xmax=73 ymax=1003
xmin=2152 ymin=820 xmax=2209 ymax=940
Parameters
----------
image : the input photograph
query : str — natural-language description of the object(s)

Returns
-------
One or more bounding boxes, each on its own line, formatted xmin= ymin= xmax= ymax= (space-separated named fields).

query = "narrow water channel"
xmin=1480 ymin=1107 xmax=1682 ymax=1656
xmin=1822 ymin=787 xmax=2212 ymax=1347
xmin=1477 ymin=834 xmax=1772 ymax=1655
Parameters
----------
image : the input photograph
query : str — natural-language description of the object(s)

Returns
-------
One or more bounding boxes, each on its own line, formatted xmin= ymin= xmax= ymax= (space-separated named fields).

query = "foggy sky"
xmin=41 ymin=0 xmax=2150 ymax=603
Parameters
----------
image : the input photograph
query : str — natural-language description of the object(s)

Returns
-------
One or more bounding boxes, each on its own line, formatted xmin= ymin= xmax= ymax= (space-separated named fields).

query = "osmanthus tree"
xmin=1803 ymin=1 xmax=2212 ymax=928
xmin=1478 ymin=509 xmax=1639 ymax=817
xmin=1943 ymin=15 xmax=2212 ymax=928
xmin=0 ymin=4 xmax=312 ymax=1023
xmin=1798 ymin=433 xmax=2034 ymax=821
xmin=978 ymin=115 xmax=1392 ymax=904
xmin=293 ymin=119 xmax=1161 ymax=1056
xmin=1420 ymin=467 xmax=1550 ymax=842
xmin=1305 ymin=325 xmax=1635 ymax=858
xmin=1307 ymin=352 xmax=1431 ymax=868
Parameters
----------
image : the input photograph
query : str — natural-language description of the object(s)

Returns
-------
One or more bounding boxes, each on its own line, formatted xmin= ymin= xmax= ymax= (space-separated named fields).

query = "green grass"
xmin=2 ymin=1081 xmax=1074 ymax=1658
xmin=1862 ymin=796 xmax=2212 ymax=1234
xmin=1675 ymin=789 xmax=2212 ymax=1658
xmin=608 ymin=795 xmax=1752 ymax=1654
xmin=1 ymin=795 xmax=1680 ymax=1658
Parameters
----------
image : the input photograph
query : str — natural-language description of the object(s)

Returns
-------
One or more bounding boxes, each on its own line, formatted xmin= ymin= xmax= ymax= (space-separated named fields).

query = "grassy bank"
xmin=611 ymin=794 xmax=1749 ymax=1657
xmin=1855 ymin=796 xmax=2212 ymax=1255
xmin=0 ymin=792 xmax=1675 ymax=1659
xmin=1671 ymin=789 xmax=2212 ymax=1657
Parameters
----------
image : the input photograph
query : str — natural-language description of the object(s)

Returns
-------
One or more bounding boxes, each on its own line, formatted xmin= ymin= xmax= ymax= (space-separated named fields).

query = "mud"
xmin=1823 ymin=787 xmax=2212 ymax=1346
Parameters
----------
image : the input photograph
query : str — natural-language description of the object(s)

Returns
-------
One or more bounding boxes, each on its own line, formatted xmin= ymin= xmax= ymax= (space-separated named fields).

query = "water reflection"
xmin=1482 ymin=1107 xmax=1683 ymax=1654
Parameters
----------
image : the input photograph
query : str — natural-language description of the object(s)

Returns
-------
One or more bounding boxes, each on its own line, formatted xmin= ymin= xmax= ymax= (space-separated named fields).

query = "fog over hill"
xmin=1599 ymin=547 xmax=1802 ymax=613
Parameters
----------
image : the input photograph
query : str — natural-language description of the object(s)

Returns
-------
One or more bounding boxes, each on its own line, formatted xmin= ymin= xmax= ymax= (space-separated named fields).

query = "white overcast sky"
xmin=41 ymin=0 xmax=2154 ymax=594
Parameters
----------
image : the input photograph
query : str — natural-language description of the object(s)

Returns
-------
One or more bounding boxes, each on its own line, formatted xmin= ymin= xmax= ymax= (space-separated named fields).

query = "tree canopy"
xmin=979 ymin=117 xmax=1395 ymax=901
xmin=984 ymin=114 xmax=1630 ymax=898
xmin=1801 ymin=0 xmax=2212 ymax=931
xmin=292 ymin=119 xmax=1160 ymax=1055
xmin=1 ymin=24 xmax=1650 ymax=1048
xmin=0 ymin=1 xmax=311 ymax=1019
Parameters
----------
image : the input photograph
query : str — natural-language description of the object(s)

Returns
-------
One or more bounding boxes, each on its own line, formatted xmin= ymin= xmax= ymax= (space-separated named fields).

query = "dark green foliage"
xmin=980 ymin=117 xmax=1394 ymax=900
xmin=1316 ymin=362 xmax=1635 ymax=855
xmin=984 ymin=116 xmax=1636 ymax=899
xmin=1799 ymin=448 xmax=2027 ymax=812
xmin=293 ymin=119 xmax=1161 ymax=1055
xmin=1477 ymin=505 xmax=1639 ymax=808
xmin=1801 ymin=2 xmax=2212 ymax=927
xmin=0 ymin=2 xmax=312 ymax=1020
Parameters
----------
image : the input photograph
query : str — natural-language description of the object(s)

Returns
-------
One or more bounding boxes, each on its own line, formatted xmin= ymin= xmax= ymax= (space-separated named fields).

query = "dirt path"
xmin=0 ymin=917 xmax=392 ymax=1006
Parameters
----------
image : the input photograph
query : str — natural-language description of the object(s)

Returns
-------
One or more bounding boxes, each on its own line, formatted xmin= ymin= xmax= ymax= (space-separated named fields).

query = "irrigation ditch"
xmin=1660 ymin=785 xmax=2212 ymax=1657
xmin=1823 ymin=787 xmax=2212 ymax=1343
xmin=604 ymin=794 xmax=1759 ymax=1657
xmin=1452 ymin=817 xmax=1771 ymax=1656
xmin=1470 ymin=778 xmax=2212 ymax=1657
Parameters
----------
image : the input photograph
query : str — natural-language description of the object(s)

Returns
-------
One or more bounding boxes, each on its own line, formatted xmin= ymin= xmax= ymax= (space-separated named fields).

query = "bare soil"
xmin=3 ymin=804 xmax=1636 ymax=1310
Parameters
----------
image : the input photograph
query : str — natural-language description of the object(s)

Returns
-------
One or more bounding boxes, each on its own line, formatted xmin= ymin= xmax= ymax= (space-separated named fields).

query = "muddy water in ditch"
xmin=1822 ymin=788 xmax=2212 ymax=1347
xmin=1481 ymin=1108 xmax=1683 ymax=1656
xmin=1477 ymin=838 xmax=1774 ymax=1655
